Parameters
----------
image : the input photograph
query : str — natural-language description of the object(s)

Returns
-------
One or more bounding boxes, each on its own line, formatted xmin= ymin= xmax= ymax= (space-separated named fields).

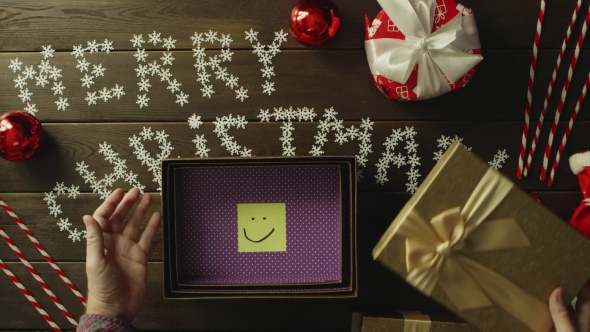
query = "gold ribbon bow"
xmin=394 ymin=168 xmax=552 ymax=332
xmin=400 ymin=311 xmax=431 ymax=332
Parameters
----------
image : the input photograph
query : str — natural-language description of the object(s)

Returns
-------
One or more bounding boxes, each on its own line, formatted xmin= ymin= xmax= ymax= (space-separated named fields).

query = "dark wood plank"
xmin=0 ymin=261 xmax=453 ymax=330
xmin=0 ymin=121 xmax=585 ymax=193
xmin=0 ymin=0 xmax=587 ymax=51
xmin=0 ymin=191 xmax=581 ymax=264
xmin=3 ymin=49 xmax=590 ymax=122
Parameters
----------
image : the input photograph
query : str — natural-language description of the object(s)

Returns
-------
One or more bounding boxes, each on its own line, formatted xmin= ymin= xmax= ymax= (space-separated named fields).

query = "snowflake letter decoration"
xmin=257 ymin=107 xmax=317 ymax=156
xmin=375 ymin=126 xmax=421 ymax=193
xmin=44 ymin=182 xmax=86 ymax=243
xmin=213 ymin=114 xmax=252 ymax=157
xmin=246 ymin=29 xmax=288 ymax=96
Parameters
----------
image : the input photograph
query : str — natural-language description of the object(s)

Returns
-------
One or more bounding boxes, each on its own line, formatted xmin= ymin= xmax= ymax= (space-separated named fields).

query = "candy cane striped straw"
xmin=0 ymin=226 xmax=78 ymax=328
xmin=0 ymin=257 xmax=61 ymax=332
xmin=548 ymin=74 xmax=590 ymax=186
xmin=0 ymin=198 xmax=86 ymax=306
xmin=541 ymin=8 xmax=590 ymax=181
xmin=517 ymin=0 xmax=547 ymax=178
xmin=523 ymin=0 xmax=584 ymax=176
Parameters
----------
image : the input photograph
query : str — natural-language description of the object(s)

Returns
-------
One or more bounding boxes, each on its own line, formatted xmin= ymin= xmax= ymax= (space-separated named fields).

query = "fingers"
xmin=122 ymin=193 xmax=152 ymax=241
xmin=83 ymin=215 xmax=105 ymax=264
xmin=92 ymin=189 xmax=125 ymax=230
xmin=138 ymin=212 xmax=162 ymax=254
xmin=108 ymin=188 xmax=141 ymax=234
xmin=550 ymin=287 xmax=576 ymax=332
xmin=575 ymin=285 xmax=590 ymax=331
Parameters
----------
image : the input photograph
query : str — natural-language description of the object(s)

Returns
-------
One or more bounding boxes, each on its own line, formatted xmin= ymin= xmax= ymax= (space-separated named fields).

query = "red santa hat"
xmin=570 ymin=151 xmax=590 ymax=175
xmin=569 ymin=151 xmax=590 ymax=240
xmin=570 ymin=151 xmax=590 ymax=199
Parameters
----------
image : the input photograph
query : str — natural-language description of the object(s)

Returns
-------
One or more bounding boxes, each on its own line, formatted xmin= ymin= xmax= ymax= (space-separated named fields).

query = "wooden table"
xmin=0 ymin=0 xmax=588 ymax=330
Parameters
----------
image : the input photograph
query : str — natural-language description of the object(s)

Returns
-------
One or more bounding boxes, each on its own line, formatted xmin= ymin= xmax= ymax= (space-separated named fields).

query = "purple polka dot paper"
xmin=175 ymin=165 xmax=343 ymax=286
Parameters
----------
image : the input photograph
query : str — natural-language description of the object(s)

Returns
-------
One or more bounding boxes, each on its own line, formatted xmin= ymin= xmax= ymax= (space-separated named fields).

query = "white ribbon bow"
xmin=365 ymin=0 xmax=483 ymax=99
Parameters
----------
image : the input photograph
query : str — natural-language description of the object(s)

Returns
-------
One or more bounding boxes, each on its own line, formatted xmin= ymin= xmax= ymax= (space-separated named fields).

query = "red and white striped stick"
xmin=517 ymin=0 xmax=547 ymax=179
xmin=0 ymin=257 xmax=61 ymax=332
xmin=0 ymin=198 xmax=86 ymax=306
xmin=541 ymin=8 xmax=590 ymax=180
xmin=548 ymin=74 xmax=590 ymax=186
xmin=0 ymin=226 xmax=78 ymax=328
xmin=523 ymin=0 xmax=583 ymax=177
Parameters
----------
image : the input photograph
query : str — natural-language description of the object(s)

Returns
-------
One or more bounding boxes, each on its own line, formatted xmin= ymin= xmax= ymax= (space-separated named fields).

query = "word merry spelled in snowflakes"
xmin=9 ymin=29 xmax=288 ymax=112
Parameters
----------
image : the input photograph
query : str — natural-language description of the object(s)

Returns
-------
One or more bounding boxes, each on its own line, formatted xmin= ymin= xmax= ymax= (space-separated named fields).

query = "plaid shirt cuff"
xmin=77 ymin=314 xmax=137 ymax=332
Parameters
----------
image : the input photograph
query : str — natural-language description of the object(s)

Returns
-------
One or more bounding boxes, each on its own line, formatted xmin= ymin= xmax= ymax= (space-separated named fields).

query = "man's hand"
xmin=550 ymin=286 xmax=590 ymax=332
xmin=83 ymin=188 xmax=162 ymax=323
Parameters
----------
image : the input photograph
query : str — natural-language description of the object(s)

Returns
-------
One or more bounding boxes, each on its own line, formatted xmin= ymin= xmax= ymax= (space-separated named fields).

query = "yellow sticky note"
xmin=237 ymin=203 xmax=286 ymax=252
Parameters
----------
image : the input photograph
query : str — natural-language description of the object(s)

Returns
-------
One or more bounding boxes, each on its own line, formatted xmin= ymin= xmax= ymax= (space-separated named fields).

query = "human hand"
xmin=83 ymin=188 xmax=162 ymax=323
xmin=550 ymin=285 xmax=590 ymax=332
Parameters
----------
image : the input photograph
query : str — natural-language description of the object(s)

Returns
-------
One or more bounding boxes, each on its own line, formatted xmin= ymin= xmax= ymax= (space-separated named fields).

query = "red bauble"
xmin=0 ymin=111 xmax=44 ymax=162
xmin=290 ymin=0 xmax=341 ymax=47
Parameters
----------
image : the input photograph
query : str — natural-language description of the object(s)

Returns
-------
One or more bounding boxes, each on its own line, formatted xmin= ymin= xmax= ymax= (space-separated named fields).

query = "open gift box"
xmin=162 ymin=156 xmax=357 ymax=298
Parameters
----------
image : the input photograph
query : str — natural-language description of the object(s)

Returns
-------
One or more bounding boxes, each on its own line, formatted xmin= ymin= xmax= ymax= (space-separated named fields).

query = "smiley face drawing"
xmin=237 ymin=203 xmax=286 ymax=252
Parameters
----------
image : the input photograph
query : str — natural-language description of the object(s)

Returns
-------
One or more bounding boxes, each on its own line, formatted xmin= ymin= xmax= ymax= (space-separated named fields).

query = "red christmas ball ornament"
xmin=0 ymin=111 xmax=44 ymax=162
xmin=290 ymin=0 xmax=341 ymax=47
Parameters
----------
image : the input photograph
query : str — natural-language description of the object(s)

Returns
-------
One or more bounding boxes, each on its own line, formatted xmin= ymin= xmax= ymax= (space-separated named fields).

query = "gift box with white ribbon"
xmin=365 ymin=0 xmax=483 ymax=101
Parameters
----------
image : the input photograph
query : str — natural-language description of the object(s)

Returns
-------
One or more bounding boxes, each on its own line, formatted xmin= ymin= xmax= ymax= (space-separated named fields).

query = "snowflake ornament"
xmin=148 ymin=31 xmax=162 ymax=45
xmin=489 ymin=149 xmax=509 ymax=170
xmin=85 ymin=91 xmax=98 ymax=105
xmin=76 ymin=59 xmax=90 ymax=72
xmin=35 ymin=74 xmax=49 ymax=88
xmin=130 ymin=34 xmax=145 ymax=48
xmin=14 ymin=75 xmax=27 ymax=89
xmin=262 ymin=81 xmax=275 ymax=95
xmin=49 ymin=67 xmax=62 ymax=81
xmin=160 ymin=52 xmax=174 ymax=66
xmin=245 ymin=28 xmax=259 ymax=43
xmin=24 ymin=103 xmax=38 ymax=115
xmin=55 ymin=97 xmax=69 ymax=111
xmin=134 ymin=49 xmax=148 ymax=62
xmin=188 ymin=114 xmax=203 ymax=129
xmin=41 ymin=45 xmax=55 ymax=59
xmin=138 ymin=78 xmax=151 ymax=92
xmin=81 ymin=74 xmax=94 ymax=88
xmin=18 ymin=88 xmax=32 ymax=102
xmin=23 ymin=66 xmax=36 ymax=80
xmin=9 ymin=58 xmax=23 ymax=72
xmin=38 ymin=60 xmax=51 ymax=74
xmin=72 ymin=45 xmax=85 ymax=58
xmin=136 ymin=94 xmax=150 ymax=108
xmin=175 ymin=91 xmax=189 ymax=107
xmin=51 ymin=81 xmax=65 ymax=95
xmin=235 ymin=86 xmax=249 ymax=101
xmin=111 ymin=84 xmax=125 ymax=99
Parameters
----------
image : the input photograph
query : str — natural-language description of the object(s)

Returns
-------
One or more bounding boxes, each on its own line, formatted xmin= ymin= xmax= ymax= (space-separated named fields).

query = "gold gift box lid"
xmin=372 ymin=142 xmax=590 ymax=332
